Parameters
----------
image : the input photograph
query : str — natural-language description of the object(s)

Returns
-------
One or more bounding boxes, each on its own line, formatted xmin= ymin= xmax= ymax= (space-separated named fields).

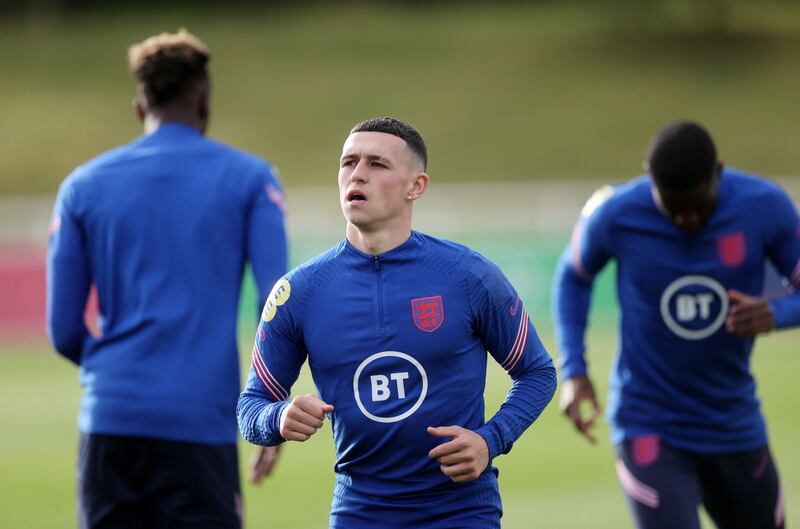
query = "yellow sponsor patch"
xmin=581 ymin=185 xmax=615 ymax=217
xmin=261 ymin=278 xmax=291 ymax=322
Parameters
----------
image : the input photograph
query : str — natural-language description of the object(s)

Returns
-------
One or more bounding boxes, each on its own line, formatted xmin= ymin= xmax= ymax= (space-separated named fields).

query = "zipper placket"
xmin=374 ymin=255 xmax=385 ymax=333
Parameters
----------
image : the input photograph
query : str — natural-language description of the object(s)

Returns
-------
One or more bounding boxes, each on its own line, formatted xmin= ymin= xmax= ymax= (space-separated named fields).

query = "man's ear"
xmin=134 ymin=96 xmax=146 ymax=123
xmin=407 ymin=171 xmax=429 ymax=201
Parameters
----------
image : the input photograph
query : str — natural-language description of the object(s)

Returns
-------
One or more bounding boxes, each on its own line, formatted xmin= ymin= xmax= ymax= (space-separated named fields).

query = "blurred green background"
xmin=1 ymin=1 xmax=799 ymax=528
xmin=2 ymin=0 xmax=800 ymax=194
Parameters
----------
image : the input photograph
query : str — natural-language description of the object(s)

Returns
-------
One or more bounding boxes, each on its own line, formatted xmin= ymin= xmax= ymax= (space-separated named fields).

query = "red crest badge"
xmin=717 ymin=232 xmax=746 ymax=268
xmin=411 ymin=295 xmax=444 ymax=332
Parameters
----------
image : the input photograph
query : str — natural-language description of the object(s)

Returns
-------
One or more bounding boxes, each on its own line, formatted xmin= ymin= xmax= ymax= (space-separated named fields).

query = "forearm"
xmin=553 ymin=254 xmax=594 ymax=379
xmin=236 ymin=391 xmax=290 ymax=446
xmin=46 ymin=254 xmax=90 ymax=365
xmin=476 ymin=361 xmax=557 ymax=459
xmin=770 ymin=289 xmax=800 ymax=329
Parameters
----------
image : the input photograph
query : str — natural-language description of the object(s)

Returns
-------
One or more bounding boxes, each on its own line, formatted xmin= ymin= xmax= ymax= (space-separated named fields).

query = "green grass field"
xmin=2 ymin=229 xmax=799 ymax=528
xmin=2 ymin=228 xmax=799 ymax=528
xmin=2 ymin=328 xmax=797 ymax=528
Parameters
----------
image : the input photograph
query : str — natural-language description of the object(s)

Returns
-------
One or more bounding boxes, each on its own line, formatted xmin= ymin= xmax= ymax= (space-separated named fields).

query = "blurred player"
xmin=553 ymin=120 xmax=800 ymax=529
xmin=237 ymin=117 xmax=557 ymax=528
xmin=47 ymin=29 xmax=287 ymax=529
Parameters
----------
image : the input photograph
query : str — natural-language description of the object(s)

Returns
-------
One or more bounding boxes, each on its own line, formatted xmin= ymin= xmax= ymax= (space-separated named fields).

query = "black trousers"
xmin=616 ymin=436 xmax=784 ymax=529
xmin=77 ymin=433 xmax=241 ymax=529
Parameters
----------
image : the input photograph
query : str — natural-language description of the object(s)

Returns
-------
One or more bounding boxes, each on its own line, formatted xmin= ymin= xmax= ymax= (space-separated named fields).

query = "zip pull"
xmin=373 ymin=255 xmax=380 ymax=270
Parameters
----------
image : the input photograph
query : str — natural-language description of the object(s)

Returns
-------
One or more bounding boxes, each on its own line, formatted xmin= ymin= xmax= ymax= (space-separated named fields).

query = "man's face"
xmin=652 ymin=171 xmax=720 ymax=234
xmin=338 ymin=131 xmax=424 ymax=232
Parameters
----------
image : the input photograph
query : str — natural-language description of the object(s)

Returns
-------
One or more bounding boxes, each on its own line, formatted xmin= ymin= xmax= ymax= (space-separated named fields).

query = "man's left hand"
xmin=427 ymin=425 xmax=489 ymax=483
xmin=727 ymin=289 xmax=775 ymax=338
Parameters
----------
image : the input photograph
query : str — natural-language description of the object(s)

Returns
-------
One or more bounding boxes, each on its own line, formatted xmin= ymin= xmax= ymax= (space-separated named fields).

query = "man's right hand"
xmin=279 ymin=394 xmax=334 ymax=442
xmin=559 ymin=375 xmax=602 ymax=444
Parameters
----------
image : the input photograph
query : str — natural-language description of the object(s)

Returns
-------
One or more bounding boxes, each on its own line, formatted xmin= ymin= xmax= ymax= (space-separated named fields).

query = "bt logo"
xmin=659 ymin=275 xmax=729 ymax=340
xmin=370 ymin=372 xmax=410 ymax=401
xmin=675 ymin=292 xmax=715 ymax=321
xmin=353 ymin=351 xmax=428 ymax=423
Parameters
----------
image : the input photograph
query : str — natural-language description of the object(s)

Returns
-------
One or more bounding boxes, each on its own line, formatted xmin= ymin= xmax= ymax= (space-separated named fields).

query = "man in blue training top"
xmin=47 ymin=29 xmax=288 ymax=529
xmin=553 ymin=120 xmax=800 ymax=529
xmin=237 ymin=117 xmax=557 ymax=528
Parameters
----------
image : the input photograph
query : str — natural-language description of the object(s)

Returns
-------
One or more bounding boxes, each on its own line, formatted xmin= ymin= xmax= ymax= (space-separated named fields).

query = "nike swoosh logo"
xmin=509 ymin=295 xmax=520 ymax=316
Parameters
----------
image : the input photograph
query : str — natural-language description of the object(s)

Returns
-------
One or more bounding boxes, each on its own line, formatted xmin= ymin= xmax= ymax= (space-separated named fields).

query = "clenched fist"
xmin=280 ymin=394 xmax=334 ymax=442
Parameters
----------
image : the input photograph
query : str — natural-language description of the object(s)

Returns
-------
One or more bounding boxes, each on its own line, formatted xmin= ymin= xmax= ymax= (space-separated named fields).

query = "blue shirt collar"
xmin=343 ymin=230 xmax=424 ymax=261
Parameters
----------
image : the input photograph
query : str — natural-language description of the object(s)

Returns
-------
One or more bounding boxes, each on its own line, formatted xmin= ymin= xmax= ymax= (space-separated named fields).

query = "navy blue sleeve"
xmin=247 ymin=162 xmax=288 ymax=314
xmin=46 ymin=178 xmax=92 ymax=365
xmin=468 ymin=256 xmax=557 ymax=459
xmin=552 ymin=186 xmax=615 ymax=380
xmin=237 ymin=275 xmax=307 ymax=446
xmin=761 ymin=186 xmax=800 ymax=328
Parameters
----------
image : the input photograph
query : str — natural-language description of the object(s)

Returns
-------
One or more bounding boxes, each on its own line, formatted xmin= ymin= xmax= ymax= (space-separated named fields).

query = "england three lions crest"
xmin=717 ymin=232 xmax=746 ymax=268
xmin=411 ymin=296 xmax=444 ymax=332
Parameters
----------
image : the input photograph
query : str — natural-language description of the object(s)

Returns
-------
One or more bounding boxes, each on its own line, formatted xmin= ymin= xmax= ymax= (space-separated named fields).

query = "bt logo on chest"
xmin=353 ymin=351 xmax=428 ymax=423
xmin=659 ymin=275 xmax=729 ymax=340
xmin=370 ymin=372 xmax=410 ymax=401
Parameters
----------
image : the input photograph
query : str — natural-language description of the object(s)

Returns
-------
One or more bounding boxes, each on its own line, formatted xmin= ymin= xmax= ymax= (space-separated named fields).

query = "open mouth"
xmin=347 ymin=190 xmax=367 ymax=203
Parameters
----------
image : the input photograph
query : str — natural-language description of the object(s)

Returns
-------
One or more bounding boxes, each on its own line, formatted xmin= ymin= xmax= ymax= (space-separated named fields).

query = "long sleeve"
xmin=46 ymin=180 xmax=91 ymax=365
xmin=552 ymin=248 xmax=595 ymax=379
xmin=237 ymin=275 xmax=307 ymax=446
xmin=476 ymin=351 xmax=556 ymax=460
xmin=247 ymin=164 xmax=288 ymax=313
xmin=762 ymin=184 xmax=800 ymax=328
xmin=552 ymin=186 xmax=615 ymax=380
xmin=468 ymin=256 xmax=557 ymax=459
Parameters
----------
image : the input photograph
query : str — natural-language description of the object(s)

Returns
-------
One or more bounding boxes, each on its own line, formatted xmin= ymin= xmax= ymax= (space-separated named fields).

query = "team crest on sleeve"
xmin=261 ymin=278 xmax=291 ymax=322
xmin=411 ymin=296 xmax=444 ymax=332
xmin=580 ymin=185 xmax=614 ymax=217
xmin=716 ymin=232 xmax=746 ymax=268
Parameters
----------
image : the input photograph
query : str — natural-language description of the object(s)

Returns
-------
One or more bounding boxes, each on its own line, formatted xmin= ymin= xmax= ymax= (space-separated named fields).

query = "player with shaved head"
xmin=238 ymin=117 xmax=556 ymax=528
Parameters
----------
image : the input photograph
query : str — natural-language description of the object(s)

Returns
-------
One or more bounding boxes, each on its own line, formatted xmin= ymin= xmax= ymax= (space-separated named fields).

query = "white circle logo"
xmin=352 ymin=351 xmax=428 ymax=423
xmin=659 ymin=275 xmax=729 ymax=340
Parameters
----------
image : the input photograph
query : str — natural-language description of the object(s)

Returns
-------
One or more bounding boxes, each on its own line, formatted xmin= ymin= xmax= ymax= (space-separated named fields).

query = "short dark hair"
xmin=646 ymin=121 xmax=718 ymax=191
xmin=350 ymin=117 xmax=428 ymax=170
xmin=128 ymin=28 xmax=210 ymax=107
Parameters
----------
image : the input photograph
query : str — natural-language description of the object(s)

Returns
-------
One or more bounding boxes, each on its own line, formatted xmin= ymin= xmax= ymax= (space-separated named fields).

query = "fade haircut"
xmin=128 ymin=28 xmax=210 ymax=107
xmin=646 ymin=120 xmax=718 ymax=191
xmin=350 ymin=117 xmax=428 ymax=170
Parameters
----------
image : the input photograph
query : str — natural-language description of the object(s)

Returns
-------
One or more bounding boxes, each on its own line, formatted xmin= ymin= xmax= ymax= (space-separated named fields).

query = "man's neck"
xmin=143 ymin=114 xmax=203 ymax=135
xmin=346 ymin=224 xmax=412 ymax=256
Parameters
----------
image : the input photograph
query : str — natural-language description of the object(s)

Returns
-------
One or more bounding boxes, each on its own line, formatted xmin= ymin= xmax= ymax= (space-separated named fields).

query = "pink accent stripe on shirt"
xmin=790 ymin=259 xmax=800 ymax=288
xmin=502 ymin=308 xmax=528 ymax=372
xmin=615 ymin=459 xmax=660 ymax=509
xmin=253 ymin=340 xmax=289 ymax=398
xmin=251 ymin=344 xmax=288 ymax=401
xmin=569 ymin=219 xmax=591 ymax=280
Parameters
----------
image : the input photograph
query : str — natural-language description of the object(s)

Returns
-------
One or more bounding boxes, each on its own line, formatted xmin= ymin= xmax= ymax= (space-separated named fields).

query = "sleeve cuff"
xmin=559 ymin=356 xmax=588 ymax=381
xmin=259 ymin=400 xmax=290 ymax=445
xmin=475 ymin=422 xmax=503 ymax=460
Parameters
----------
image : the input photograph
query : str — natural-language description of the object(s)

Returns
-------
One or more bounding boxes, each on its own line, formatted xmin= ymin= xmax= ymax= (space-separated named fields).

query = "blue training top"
xmin=47 ymin=123 xmax=288 ymax=445
xmin=553 ymin=168 xmax=800 ymax=452
xmin=237 ymin=231 xmax=556 ymax=520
